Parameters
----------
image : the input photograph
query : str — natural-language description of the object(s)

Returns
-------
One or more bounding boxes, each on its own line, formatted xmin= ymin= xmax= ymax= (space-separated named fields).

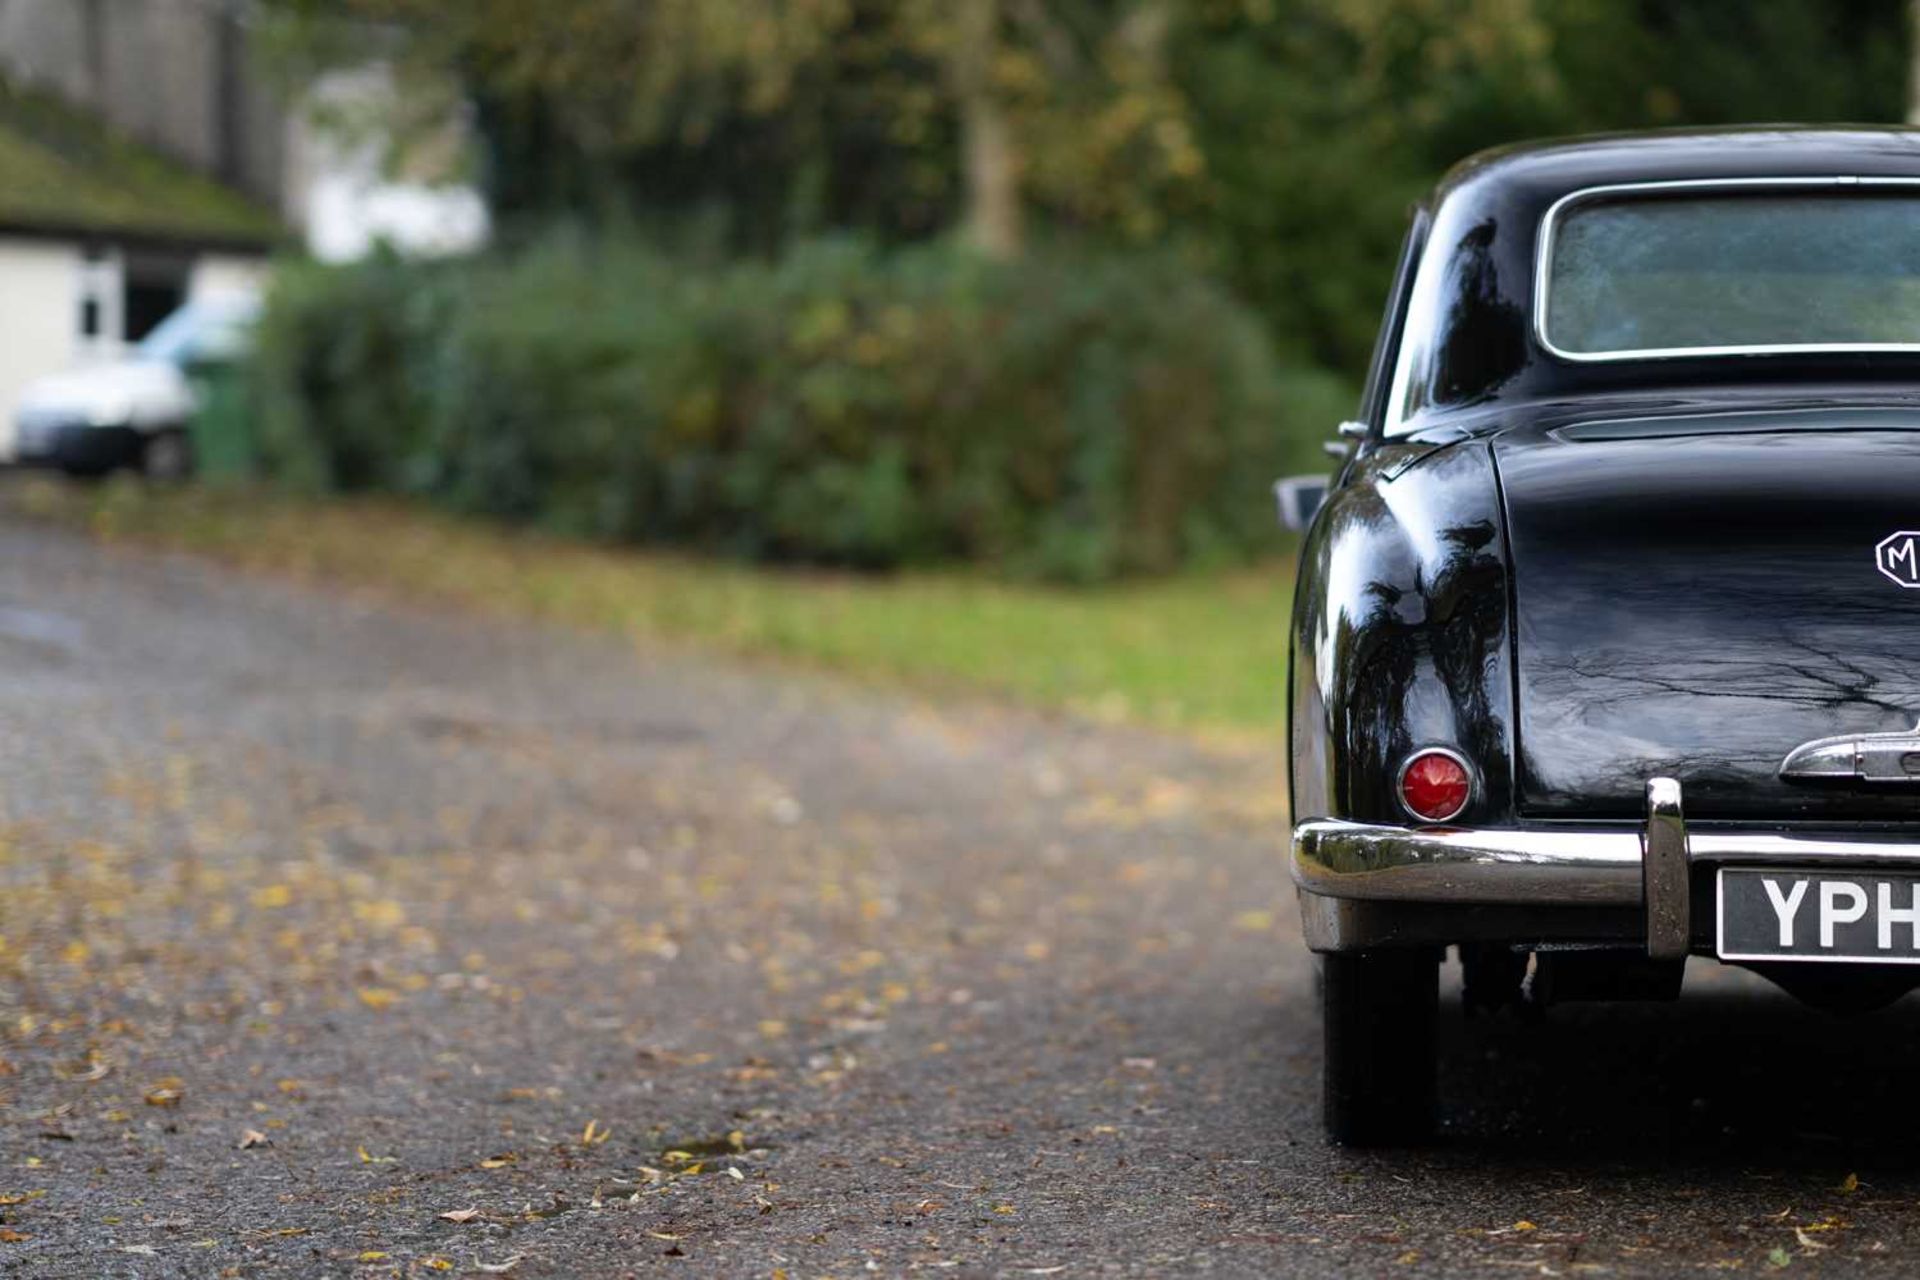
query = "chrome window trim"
xmin=1381 ymin=324 xmax=1416 ymax=436
xmin=1533 ymin=175 xmax=1920 ymax=364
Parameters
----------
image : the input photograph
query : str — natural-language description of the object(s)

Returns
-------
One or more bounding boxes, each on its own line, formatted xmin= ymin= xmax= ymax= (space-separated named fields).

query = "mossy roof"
xmin=0 ymin=76 xmax=281 ymax=248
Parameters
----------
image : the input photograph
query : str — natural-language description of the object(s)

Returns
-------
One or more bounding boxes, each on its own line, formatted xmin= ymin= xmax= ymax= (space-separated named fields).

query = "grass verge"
xmin=9 ymin=479 xmax=1295 ymax=736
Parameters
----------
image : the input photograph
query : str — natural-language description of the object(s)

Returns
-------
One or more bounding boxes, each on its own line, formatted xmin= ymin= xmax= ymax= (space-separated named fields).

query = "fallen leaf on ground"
xmin=439 ymin=1208 xmax=481 ymax=1224
xmin=238 ymin=1130 xmax=269 ymax=1150
xmin=0 ymin=1231 xmax=27 ymax=1243
xmin=144 ymin=1078 xmax=184 ymax=1108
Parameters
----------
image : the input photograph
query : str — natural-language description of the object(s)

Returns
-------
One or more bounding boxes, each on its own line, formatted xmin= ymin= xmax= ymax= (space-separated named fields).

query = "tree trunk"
xmin=952 ymin=0 xmax=1022 ymax=259
xmin=80 ymin=0 xmax=106 ymax=104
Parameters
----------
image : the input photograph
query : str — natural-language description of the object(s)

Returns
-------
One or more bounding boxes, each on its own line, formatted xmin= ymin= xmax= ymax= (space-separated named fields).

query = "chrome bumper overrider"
xmin=1293 ymin=776 xmax=1920 ymax=957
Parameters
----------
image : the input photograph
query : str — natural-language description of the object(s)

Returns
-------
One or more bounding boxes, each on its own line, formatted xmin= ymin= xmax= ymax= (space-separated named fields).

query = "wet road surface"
xmin=0 ymin=518 xmax=1918 ymax=1276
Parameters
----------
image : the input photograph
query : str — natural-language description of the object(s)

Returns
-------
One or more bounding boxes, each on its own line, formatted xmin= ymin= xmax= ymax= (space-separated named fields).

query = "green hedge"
xmin=250 ymin=237 xmax=1346 ymax=582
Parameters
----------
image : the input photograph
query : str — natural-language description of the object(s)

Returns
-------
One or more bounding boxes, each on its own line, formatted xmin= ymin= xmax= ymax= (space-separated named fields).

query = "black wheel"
xmin=1322 ymin=948 xmax=1439 ymax=1146
xmin=141 ymin=429 xmax=194 ymax=482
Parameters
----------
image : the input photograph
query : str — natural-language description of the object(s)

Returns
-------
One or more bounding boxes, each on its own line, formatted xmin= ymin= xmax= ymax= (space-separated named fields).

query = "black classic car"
xmin=1281 ymin=127 xmax=1920 ymax=1144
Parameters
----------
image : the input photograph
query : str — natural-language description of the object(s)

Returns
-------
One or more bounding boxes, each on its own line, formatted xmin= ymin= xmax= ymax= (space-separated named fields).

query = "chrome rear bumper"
xmin=1293 ymin=776 xmax=1920 ymax=954
xmin=1292 ymin=821 xmax=1643 ymax=904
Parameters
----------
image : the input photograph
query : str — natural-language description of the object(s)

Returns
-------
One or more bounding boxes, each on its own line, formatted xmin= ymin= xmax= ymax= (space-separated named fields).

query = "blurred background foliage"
xmin=249 ymin=0 xmax=1910 ymax=579
xmin=253 ymin=237 xmax=1350 ymax=581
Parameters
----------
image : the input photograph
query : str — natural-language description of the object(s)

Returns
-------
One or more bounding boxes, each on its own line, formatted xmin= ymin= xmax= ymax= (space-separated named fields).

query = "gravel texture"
xmin=0 ymin=518 xmax=1915 ymax=1277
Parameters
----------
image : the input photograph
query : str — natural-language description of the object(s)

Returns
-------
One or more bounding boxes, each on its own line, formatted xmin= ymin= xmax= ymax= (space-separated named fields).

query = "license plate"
xmin=1718 ymin=868 xmax=1920 ymax=963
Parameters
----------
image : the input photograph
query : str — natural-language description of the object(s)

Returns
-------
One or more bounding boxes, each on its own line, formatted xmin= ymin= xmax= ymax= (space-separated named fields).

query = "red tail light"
xmin=1399 ymin=749 xmax=1472 ymax=823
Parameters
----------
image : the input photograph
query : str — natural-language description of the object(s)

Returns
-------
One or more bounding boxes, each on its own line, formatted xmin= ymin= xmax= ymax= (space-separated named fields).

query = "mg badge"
xmin=1878 ymin=532 xmax=1920 ymax=588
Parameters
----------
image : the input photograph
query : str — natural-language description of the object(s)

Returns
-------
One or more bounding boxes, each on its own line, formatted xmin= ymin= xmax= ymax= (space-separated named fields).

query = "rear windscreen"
xmin=1543 ymin=191 xmax=1920 ymax=358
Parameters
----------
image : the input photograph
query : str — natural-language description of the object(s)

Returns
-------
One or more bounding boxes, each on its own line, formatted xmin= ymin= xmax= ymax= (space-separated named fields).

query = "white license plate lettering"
xmin=1719 ymin=869 xmax=1920 ymax=963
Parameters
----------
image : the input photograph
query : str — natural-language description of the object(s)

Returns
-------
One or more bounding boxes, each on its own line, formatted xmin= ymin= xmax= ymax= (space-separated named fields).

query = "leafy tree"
xmin=263 ymin=0 xmax=1203 ymax=259
xmin=1176 ymin=0 xmax=1906 ymax=371
xmin=265 ymin=0 xmax=1912 ymax=373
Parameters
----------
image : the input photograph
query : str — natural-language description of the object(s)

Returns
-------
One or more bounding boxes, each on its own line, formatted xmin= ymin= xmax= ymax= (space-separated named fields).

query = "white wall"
xmin=288 ymin=68 xmax=490 ymax=264
xmin=303 ymin=174 xmax=490 ymax=264
xmin=0 ymin=236 xmax=81 ymax=444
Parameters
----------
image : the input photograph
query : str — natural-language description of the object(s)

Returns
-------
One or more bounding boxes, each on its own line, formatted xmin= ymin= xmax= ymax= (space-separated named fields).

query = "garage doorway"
xmin=122 ymin=249 xmax=192 ymax=343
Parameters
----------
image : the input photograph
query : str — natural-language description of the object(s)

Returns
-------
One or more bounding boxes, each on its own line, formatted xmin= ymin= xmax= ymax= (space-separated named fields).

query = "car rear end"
xmin=1293 ymin=150 xmax=1920 ymax=1143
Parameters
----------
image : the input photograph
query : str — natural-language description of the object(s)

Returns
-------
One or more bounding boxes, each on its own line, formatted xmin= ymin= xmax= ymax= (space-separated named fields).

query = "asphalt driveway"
xmin=0 ymin=516 xmax=1916 ymax=1277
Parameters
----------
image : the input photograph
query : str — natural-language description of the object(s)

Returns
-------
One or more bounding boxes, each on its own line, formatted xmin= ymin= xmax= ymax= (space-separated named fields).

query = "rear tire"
xmin=1322 ymin=948 xmax=1439 ymax=1146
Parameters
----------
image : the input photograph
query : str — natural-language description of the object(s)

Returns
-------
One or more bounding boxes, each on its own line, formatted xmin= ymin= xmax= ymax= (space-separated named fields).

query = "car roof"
xmin=1434 ymin=125 xmax=1920 ymax=207
xmin=1377 ymin=126 xmax=1920 ymax=438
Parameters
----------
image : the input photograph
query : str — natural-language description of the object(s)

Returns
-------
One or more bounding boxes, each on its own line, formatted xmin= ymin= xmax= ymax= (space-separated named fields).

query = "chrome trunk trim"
xmin=1780 ymin=720 xmax=1920 ymax=784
